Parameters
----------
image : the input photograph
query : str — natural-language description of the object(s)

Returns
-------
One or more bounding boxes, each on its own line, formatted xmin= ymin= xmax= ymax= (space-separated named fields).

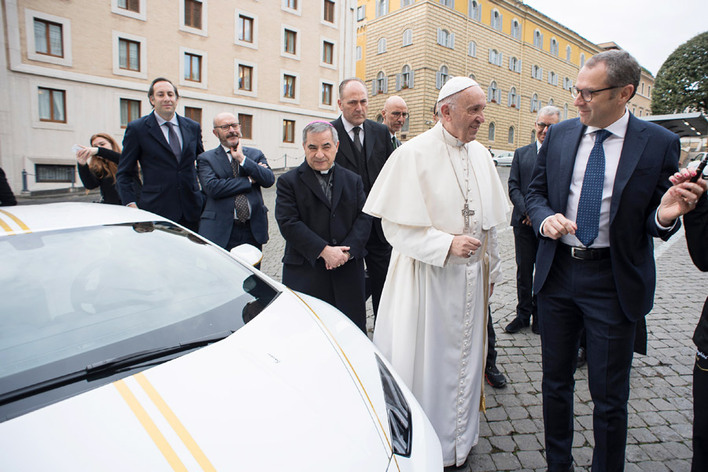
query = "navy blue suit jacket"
xmin=508 ymin=142 xmax=538 ymax=227
xmin=526 ymin=114 xmax=681 ymax=322
xmin=117 ymin=112 xmax=204 ymax=223
xmin=197 ymin=146 xmax=274 ymax=247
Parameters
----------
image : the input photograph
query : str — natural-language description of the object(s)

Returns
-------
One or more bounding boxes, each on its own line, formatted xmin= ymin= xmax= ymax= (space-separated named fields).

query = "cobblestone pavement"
xmin=18 ymin=167 xmax=705 ymax=471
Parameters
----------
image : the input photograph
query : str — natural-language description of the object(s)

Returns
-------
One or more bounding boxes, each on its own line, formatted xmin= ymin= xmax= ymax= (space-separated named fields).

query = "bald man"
xmin=381 ymin=95 xmax=408 ymax=149
xmin=197 ymin=112 xmax=275 ymax=253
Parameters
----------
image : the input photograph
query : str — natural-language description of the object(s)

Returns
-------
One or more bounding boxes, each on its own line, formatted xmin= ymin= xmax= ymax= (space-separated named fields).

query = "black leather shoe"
xmin=531 ymin=317 xmax=540 ymax=335
xmin=576 ymin=347 xmax=587 ymax=368
xmin=484 ymin=365 xmax=507 ymax=389
xmin=504 ymin=317 xmax=530 ymax=334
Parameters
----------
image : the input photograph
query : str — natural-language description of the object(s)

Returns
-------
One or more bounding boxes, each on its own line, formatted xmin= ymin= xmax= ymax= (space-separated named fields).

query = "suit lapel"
xmin=610 ymin=114 xmax=648 ymax=224
xmin=216 ymin=146 xmax=233 ymax=177
xmin=331 ymin=166 xmax=343 ymax=210
xmin=557 ymin=121 xmax=585 ymax=213
xmin=333 ymin=119 xmax=359 ymax=170
xmin=298 ymin=164 xmax=331 ymax=208
xmin=146 ymin=113 xmax=173 ymax=155
xmin=363 ymin=120 xmax=375 ymax=160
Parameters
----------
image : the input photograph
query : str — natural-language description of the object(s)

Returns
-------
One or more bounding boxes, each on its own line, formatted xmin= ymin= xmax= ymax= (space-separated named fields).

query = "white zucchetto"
xmin=437 ymin=76 xmax=480 ymax=103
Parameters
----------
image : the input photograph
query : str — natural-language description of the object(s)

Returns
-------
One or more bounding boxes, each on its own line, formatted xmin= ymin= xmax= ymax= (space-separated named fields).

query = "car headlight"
xmin=376 ymin=354 xmax=412 ymax=457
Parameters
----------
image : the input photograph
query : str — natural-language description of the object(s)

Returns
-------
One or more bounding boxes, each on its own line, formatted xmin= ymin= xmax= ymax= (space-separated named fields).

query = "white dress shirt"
xmin=341 ymin=116 xmax=364 ymax=149
xmin=153 ymin=113 xmax=183 ymax=149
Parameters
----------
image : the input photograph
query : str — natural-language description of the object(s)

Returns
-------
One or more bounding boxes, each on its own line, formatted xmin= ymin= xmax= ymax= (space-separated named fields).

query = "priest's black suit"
xmin=275 ymin=162 xmax=372 ymax=332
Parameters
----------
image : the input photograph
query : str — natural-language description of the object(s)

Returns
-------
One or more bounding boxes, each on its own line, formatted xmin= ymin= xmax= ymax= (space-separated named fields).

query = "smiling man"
xmin=364 ymin=77 xmax=509 ymax=468
xmin=275 ymin=121 xmax=372 ymax=332
xmin=117 ymin=77 xmax=204 ymax=231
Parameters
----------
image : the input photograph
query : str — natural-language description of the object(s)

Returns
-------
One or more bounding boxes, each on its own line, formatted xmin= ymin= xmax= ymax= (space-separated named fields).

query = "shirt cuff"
xmin=655 ymin=209 xmax=677 ymax=231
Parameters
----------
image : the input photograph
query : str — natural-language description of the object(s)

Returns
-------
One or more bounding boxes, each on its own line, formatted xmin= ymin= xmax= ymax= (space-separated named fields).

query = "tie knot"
xmin=352 ymin=126 xmax=361 ymax=136
xmin=595 ymin=129 xmax=611 ymax=144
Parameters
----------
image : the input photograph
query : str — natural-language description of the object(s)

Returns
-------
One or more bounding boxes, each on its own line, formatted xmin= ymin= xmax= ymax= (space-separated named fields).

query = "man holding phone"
xmin=197 ymin=112 xmax=275 ymax=253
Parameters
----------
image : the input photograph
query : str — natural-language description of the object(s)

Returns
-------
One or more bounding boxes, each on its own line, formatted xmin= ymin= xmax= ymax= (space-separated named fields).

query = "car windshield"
xmin=0 ymin=221 xmax=279 ymax=417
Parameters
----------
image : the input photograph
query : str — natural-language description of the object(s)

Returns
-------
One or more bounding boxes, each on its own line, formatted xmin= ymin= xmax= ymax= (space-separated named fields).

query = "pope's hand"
xmin=450 ymin=235 xmax=482 ymax=258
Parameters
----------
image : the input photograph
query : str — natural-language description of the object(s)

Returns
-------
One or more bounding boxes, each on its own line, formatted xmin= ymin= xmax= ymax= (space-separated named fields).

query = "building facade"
xmin=0 ymin=0 xmax=355 ymax=193
xmin=356 ymin=0 xmax=654 ymax=150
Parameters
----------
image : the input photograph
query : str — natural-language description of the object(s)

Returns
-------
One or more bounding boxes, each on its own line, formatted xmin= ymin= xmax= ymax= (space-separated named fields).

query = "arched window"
xmin=548 ymin=98 xmax=554 ymax=106
xmin=566 ymin=45 xmax=572 ymax=61
xmin=440 ymin=0 xmax=454 ymax=7
xmin=580 ymin=53 xmax=586 ymax=67
xmin=436 ymin=65 xmax=449 ymax=89
xmin=376 ymin=0 xmax=389 ymax=17
xmin=531 ymin=129 xmax=536 ymax=143
xmin=468 ymin=0 xmax=481 ymax=21
xmin=491 ymin=9 xmax=502 ymax=31
xmin=398 ymin=64 xmax=414 ymax=89
xmin=402 ymin=29 xmax=413 ymax=47
xmin=530 ymin=93 xmax=539 ymax=112
xmin=534 ymin=30 xmax=543 ymax=48
xmin=377 ymin=38 xmax=387 ymax=54
xmin=508 ymin=126 xmax=515 ymax=144
xmin=508 ymin=87 xmax=519 ymax=107
xmin=489 ymin=49 xmax=502 ymax=66
xmin=550 ymin=38 xmax=559 ymax=56
xmin=437 ymin=29 xmax=454 ymax=48
xmin=376 ymin=71 xmax=387 ymax=94
xmin=487 ymin=80 xmax=499 ymax=103
xmin=511 ymin=19 xmax=521 ymax=39
xmin=509 ymin=56 xmax=521 ymax=73
xmin=488 ymin=122 xmax=495 ymax=141
xmin=467 ymin=41 xmax=476 ymax=57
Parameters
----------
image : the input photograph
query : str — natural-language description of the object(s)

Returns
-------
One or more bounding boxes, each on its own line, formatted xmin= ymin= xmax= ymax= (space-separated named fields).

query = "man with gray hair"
xmin=505 ymin=105 xmax=561 ymax=335
xmin=275 ymin=121 xmax=372 ymax=332
xmin=365 ymin=77 xmax=510 ymax=468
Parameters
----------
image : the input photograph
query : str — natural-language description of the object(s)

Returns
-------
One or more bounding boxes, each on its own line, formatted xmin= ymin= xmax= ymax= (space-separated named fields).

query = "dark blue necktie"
xmin=576 ymin=129 xmax=611 ymax=247
xmin=165 ymin=122 xmax=182 ymax=162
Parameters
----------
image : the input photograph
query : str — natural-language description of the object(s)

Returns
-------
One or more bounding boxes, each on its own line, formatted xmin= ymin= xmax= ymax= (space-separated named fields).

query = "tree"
xmin=651 ymin=31 xmax=708 ymax=115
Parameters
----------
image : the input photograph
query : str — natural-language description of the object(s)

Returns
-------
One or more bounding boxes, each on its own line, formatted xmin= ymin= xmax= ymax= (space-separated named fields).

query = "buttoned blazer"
xmin=275 ymin=162 xmax=372 ymax=267
xmin=508 ymin=142 xmax=538 ymax=227
xmin=117 ymin=112 xmax=204 ymax=223
xmin=526 ymin=114 xmax=681 ymax=321
xmin=330 ymin=117 xmax=393 ymax=194
xmin=197 ymin=146 xmax=275 ymax=247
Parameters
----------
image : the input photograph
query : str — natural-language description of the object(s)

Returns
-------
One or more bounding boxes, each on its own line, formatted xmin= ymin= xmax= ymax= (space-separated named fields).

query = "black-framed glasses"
xmin=571 ymin=85 xmax=621 ymax=102
xmin=215 ymin=123 xmax=240 ymax=130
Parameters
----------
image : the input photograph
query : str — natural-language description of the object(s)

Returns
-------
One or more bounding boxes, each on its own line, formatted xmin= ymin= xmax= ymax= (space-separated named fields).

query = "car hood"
xmin=0 ymin=291 xmax=392 ymax=471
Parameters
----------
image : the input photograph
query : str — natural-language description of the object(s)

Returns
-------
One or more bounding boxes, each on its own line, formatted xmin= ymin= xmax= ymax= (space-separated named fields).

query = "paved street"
xmin=17 ymin=165 xmax=705 ymax=471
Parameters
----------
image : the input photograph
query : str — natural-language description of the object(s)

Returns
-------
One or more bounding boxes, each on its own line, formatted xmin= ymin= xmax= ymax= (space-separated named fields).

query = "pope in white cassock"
xmin=364 ymin=77 xmax=510 ymax=467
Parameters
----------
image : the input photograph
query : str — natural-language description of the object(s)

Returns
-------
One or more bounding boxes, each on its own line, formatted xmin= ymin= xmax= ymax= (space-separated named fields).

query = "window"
xmin=509 ymin=56 xmax=521 ymax=73
xmin=376 ymin=0 xmax=388 ymax=17
xmin=440 ymin=0 xmax=454 ymax=7
xmin=375 ymin=71 xmax=388 ymax=94
xmin=468 ymin=41 xmax=476 ymax=57
xmin=120 ymin=98 xmax=141 ymax=128
xmin=511 ymin=19 xmax=521 ymax=39
xmin=566 ymin=45 xmax=572 ymax=62
xmin=322 ymin=41 xmax=334 ymax=64
xmin=580 ymin=53 xmax=585 ymax=67
xmin=38 ymin=87 xmax=66 ymax=123
xmin=508 ymin=87 xmax=520 ymax=108
xmin=402 ymin=0 xmax=414 ymax=5
xmin=563 ymin=77 xmax=573 ymax=90
xmin=487 ymin=81 xmax=500 ymax=103
xmin=184 ymin=106 xmax=201 ymax=125
xmin=491 ymin=10 xmax=502 ymax=31
xmin=548 ymin=71 xmax=558 ymax=86
xmin=437 ymin=29 xmax=454 ymax=49
xmin=323 ymin=0 xmax=335 ymax=23
xmin=402 ymin=29 xmax=413 ymax=47
xmin=284 ymin=0 xmax=298 ymax=9
xmin=322 ymin=82 xmax=333 ymax=105
xmin=530 ymin=93 xmax=539 ymax=112
xmin=283 ymin=74 xmax=296 ymax=99
xmin=488 ymin=122 xmax=495 ymax=141
xmin=550 ymin=38 xmax=559 ymax=56
xmin=532 ymin=65 xmax=543 ymax=80
xmin=534 ymin=29 xmax=543 ymax=49
xmin=119 ymin=38 xmax=140 ymax=71
xmin=564 ymin=103 xmax=568 ymax=120
xmin=34 ymin=18 xmax=63 ymax=57
xmin=357 ymin=5 xmax=366 ymax=21
xmin=239 ymin=64 xmax=253 ymax=91
xmin=641 ymin=82 xmax=645 ymax=95
xmin=531 ymin=129 xmax=536 ymax=143
xmin=508 ymin=126 xmax=515 ymax=144
xmin=377 ymin=38 xmax=387 ymax=54
xmin=238 ymin=14 xmax=254 ymax=43
xmin=397 ymin=65 xmax=414 ymax=90
xmin=468 ymin=0 xmax=481 ymax=21
xmin=283 ymin=119 xmax=295 ymax=143
xmin=284 ymin=29 xmax=297 ymax=55
xmin=436 ymin=65 xmax=449 ymax=89
xmin=356 ymin=46 xmax=362 ymax=61
xmin=489 ymin=49 xmax=502 ymax=67
xmin=239 ymin=114 xmax=253 ymax=139
xmin=118 ymin=0 xmax=140 ymax=12
xmin=184 ymin=52 xmax=201 ymax=82
xmin=184 ymin=0 xmax=202 ymax=29
xmin=548 ymin=98 xmax=554 ymax=106
xmin=647 ymin=85 xmax=651 ymax=96
xmin=36 ymin=164 xmax=74 ymax=183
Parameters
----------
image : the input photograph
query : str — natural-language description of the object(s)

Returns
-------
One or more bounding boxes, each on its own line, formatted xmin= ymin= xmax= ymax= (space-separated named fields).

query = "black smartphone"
xmin=690 ymin=154 xmax=708 ymax=182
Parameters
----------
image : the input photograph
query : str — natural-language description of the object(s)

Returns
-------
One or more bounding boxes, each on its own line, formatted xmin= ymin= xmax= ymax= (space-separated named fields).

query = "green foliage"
xmin=651 ymin=32 xmax=708 ymax=115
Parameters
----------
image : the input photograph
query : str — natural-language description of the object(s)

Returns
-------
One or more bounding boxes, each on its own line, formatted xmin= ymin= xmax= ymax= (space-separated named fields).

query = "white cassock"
xmin=364 ymin=122 xmax=509 ymax=467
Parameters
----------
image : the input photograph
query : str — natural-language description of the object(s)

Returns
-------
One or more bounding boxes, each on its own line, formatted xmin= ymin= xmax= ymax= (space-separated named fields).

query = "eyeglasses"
xmin=215 ymin=123 xmax=241 ymax=130
xmin=536 ymin=122 xmax=553 ymax=130
xmin=390 ymin=112 xmax=409 ymax=118
xmin=571 ymin=85 xmax=622 ymax=102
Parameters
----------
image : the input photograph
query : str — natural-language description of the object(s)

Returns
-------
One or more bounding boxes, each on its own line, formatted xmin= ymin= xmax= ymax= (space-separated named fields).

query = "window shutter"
xmin=449 ymin=33 xmax=455 ymax=49
xmin=409 ymin=70 xmax=415 ymax=88
xmin=372 ymin=80 xmax=377 ymax=96
xmin=383 ymin=76 xmax=388 ymax=93
xmin=436 ymin=71 xmax=442 ymax=89
xmin=395 ymin=73 xmax=402 ymax=91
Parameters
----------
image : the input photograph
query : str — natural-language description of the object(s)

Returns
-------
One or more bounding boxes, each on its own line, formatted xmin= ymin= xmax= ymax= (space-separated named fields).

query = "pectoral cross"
xmin=462 ymin=202 xmax=475 ymax=233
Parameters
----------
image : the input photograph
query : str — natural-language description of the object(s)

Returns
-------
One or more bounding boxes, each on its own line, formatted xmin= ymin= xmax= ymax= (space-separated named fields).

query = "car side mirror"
xmin=230 ymin=244 xmax=263 ymax=267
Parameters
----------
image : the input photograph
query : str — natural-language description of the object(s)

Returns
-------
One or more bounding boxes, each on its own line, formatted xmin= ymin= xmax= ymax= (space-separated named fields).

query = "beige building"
xmin=0 ymin=0 xmax=356 ymax=193
xmin=356 ymin=0 xmax=654 ymax=150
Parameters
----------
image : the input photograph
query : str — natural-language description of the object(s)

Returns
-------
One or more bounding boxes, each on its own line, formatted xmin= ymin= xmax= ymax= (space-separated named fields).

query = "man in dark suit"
xmin=197 ymin=112 xmax=274 ymax=253
xmin=505 ymin=106 xmax=560 ymax=335
xmin=117 ymin=77 xmax=204 ymax=231
xmin=276 ymin=121 xmax=372 ymax=332
xmin=331 ymin=78 xmax=393 ymax=317
xmin=525 ymin=50 xmax=702 ymax=472
xmin=381 ymin=95 xmax=408 ymax=150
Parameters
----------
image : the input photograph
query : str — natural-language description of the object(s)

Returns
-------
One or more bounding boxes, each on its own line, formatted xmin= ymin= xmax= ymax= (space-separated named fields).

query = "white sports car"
xmin=0 ymin=203 xmax=442 ymax=471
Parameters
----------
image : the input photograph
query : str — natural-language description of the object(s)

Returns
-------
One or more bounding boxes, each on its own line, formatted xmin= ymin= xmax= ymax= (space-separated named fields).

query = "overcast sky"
xmin=522 ymin=0 xmax=707 ymax=76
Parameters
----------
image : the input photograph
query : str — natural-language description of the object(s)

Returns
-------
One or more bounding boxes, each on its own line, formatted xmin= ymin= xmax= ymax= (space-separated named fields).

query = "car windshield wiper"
xmin=0 ymin=330 xmax=233 ymax=406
